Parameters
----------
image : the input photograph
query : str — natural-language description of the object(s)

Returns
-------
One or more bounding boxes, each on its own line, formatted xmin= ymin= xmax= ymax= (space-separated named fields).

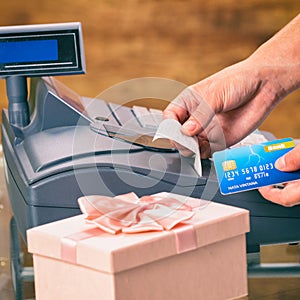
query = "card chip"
xmin=222 ymin=160 xmax=237 ymax=171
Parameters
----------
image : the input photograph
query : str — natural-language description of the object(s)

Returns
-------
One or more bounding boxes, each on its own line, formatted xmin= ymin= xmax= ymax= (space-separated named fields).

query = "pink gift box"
xmin=27 ymin=193 xmax=249 ymax=300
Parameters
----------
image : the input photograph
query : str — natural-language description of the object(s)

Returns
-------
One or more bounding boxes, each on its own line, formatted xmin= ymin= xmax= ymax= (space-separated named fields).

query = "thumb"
xmin=275 ymin=144 xmax=300 ymax=172
xmin=181 ymin=116 xmax=202 ymax=136
xmin=181 ymin=91 xmax=216 ymax=136
xmin=181 ymin=106 xmax=215 ymax=137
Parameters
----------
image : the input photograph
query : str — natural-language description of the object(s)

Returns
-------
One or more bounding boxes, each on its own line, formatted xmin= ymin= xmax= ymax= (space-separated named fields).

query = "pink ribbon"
xmin=61 ymin=193 xmax=201 ymax=263
xmin=77 ymin=193 xmax=199 ymax=234
xmin=61 ymin=228 xmax=102 ymax=263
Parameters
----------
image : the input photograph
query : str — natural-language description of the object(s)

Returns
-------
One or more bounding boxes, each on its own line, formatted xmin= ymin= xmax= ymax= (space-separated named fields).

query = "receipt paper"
xmin=153 ymin=119 xmax=202 ymax=176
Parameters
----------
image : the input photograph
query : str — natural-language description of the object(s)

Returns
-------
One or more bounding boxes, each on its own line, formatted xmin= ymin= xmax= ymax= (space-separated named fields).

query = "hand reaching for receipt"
xmin=163 ymin=13 xmax=300 ymax=206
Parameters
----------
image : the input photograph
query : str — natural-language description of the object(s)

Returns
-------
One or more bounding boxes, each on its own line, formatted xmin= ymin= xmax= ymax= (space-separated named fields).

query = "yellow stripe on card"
xmin=264 ymin=140 xmax=295 ymax=152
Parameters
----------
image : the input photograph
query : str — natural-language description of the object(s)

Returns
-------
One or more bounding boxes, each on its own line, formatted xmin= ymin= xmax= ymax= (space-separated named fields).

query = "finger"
xmin=190 ymin=115 xmax=226 ymax=157
xmin=163 ymin=103 xmax=188 ymax=123
xmin=163 ymin=87 xmax=194 ymax=123
xmin=181 ymin=97 xmax=216 ymax=137
xmin=198 ymin=139 xmax=211 ymax=159
xmin=181 ymin=116 xmax=202 ymax=136
xmin=275 ymin=144 xmax=300 ymax=172
xmin=259 ymin=182 xmax=300 ymax=207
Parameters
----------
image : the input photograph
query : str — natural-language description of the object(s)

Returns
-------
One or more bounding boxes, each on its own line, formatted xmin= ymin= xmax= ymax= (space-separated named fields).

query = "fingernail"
xmin=275 ymin=156 xmax=286 ymax=170
xmin=182 ymin=120 xmax=197 ymax=134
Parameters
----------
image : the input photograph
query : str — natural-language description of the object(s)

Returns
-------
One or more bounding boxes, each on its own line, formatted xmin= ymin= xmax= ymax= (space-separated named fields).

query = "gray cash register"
xmin=1 ymin=23 xmax=300 ymax=297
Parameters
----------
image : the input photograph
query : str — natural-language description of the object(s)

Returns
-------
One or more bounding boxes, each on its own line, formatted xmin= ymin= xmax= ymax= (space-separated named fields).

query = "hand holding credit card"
xmin=213 ymin=138 xmax=300 ymax=195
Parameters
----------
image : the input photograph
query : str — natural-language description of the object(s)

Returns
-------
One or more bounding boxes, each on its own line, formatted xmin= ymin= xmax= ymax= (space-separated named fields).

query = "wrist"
xmin=245 ymin=51 xmax=300 ymax=107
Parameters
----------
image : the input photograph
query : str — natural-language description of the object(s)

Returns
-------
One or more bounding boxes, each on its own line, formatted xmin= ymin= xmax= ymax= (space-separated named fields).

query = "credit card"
xmin=213 ymin=138 xmax=300 ymax=195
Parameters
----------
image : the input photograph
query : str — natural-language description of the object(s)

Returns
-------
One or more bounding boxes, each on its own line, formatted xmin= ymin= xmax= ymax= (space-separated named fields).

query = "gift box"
xmin=27 ymin=192 xmax=249 ymax=300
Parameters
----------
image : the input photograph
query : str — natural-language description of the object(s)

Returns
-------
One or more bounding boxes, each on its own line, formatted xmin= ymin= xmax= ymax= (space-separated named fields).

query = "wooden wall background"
xmin=0 ymin=0 xmax=299 ymax=140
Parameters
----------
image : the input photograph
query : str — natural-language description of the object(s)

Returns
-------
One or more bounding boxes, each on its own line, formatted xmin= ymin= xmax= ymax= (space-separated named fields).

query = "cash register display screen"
xmin=0 ymin=27 xmax=84 ymax=77
xmin=0 ymin=39 xmax=58 ymax=63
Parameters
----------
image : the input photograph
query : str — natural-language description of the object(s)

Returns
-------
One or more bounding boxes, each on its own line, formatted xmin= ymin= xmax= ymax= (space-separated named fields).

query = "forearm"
xmin=247 ymin=13 xmax=300 ymax=101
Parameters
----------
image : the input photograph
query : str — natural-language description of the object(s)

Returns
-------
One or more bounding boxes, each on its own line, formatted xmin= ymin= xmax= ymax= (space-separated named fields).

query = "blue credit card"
xmin=213 ymin=138 xmax=300 ymax=195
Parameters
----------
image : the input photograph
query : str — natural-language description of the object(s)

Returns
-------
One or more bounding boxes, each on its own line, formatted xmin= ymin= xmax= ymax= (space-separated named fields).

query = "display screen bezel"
xmin=0 ymin=23 xmax=85 ymax=77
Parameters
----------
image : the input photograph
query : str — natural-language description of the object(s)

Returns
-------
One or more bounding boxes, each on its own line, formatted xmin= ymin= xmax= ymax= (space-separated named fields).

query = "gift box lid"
xmin=27 ymin=193 xmax=249 ymax=274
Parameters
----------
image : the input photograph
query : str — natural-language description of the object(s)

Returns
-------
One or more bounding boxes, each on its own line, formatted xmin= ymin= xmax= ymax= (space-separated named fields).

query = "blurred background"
xmin=0 ymin=0 xmax=299 ymax=138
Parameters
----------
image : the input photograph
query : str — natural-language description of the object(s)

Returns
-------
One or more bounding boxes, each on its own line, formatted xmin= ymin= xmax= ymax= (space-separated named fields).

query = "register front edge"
xmin=2 ymin=76 xmax=300 ymax=253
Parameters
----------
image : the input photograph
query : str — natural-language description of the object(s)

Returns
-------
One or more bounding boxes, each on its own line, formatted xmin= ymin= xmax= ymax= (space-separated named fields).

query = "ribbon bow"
xmin=78 ymin=193 xmax=200 ymax=234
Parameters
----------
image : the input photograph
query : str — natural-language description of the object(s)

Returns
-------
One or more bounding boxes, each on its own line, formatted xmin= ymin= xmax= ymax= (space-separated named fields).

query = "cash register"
xmin=1 ymin=22 xmax=300 ymax=299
